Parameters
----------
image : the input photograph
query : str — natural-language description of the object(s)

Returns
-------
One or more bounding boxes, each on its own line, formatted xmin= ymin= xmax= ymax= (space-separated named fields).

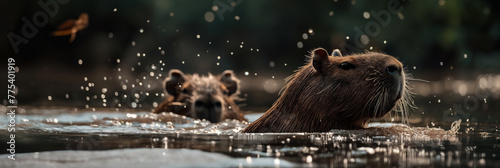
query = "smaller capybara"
xmin=243 ymin=48 xmax=412 ymax=133
xmin=154 ymin=69 xmax=247 ymax=123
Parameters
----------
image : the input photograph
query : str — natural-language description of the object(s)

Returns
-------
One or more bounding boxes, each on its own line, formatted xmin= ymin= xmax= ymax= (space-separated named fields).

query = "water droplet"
xmin=306 ymin=155 xmax=313 ymax=163
xmin=240 ymin=45 xmax=243 ymax=48
xmin=116 ymin=59 xmax=120 ymax=63
xmin=146 ymin=20 xmax=150 ymax=23
xmin=440 ymin=62 xmax=444 ymax=66
xmin=131 ymin=41 xmax=136 ymax=46
xmin=139 ymin=28 xmax=144 ymax=33
xmin=363 ymin=12 xmax=370 ymax=19
xmin=122 ymin=85 xmax=127 ymax=90
xmin=108 ymin=32 xmax=113 ymax=38
xmin=212 ymin=5 xmax=219 ymax=11
xmin=182 ymin=61 xmax=185 ymax=64
xmin=329 ymin=11 xmax=334 ymax=16
xmin=254 ymin=73 xmax=258 ymax=76
xmin=131 ymin=102 xmax=137 ymax=108
xmin=302 ymin=33 xmax=308 ymax=40
xmin=383 ymin=40 xmax=387 ymax=44
xmin=84 ymin=77 xmax=88 ymax=81
xmin=196 ymin=34 xmax=201 ymax=39
xmin=170 ymin=12 xmax=174 ymax=17
xmin=48 ymin=96 xmax=52 ymax=101
xmin=217 ymin=56 xmax=221 ymax=60
xmin=346 ymin=36 xmax=350 ymax=40
xmin=360 ymin=34 xmax=369 ymax=45
xmin=269 ymin=61 xmax=275 ymax=67
xmin=65 ymin=94 xmax=69 ymax=99
xmin=244 ymin=71 xmax=249 ymax=76
xmin=464 ymin=54 xmax=468 ymax=58
xmin=102 ymin=88 xmax=108 ymax=93
xmin=78 ymin=59 xmax=83 ymax=65
xmin=204 ymin=11 xmax=215 ymax=22
xmin=113 ymin=8 xmax=117 ymax=12
xmin=235 ymin=16 xmax=240 ymax=20
xmin=308 ymin=28 xmax=314 ymax=34
xmin=297 ymin=41 xmax=303 ymax=48
xmin=197 ymin=54 xmax=200 ymax=57
xmin=397 ymin=12 xmax=404 ymax=20
xmin=284 ymin=63 xmax=287 ymax=66
xmin=274 ymin=158 xmax=280 ymax=165
xmin=369 ymin=46 xmax=373 ymax=50
xmin=413 ymin=66 xmax=417 ymax=69
xmin=216 ymin=62 xmax=220 ymax=66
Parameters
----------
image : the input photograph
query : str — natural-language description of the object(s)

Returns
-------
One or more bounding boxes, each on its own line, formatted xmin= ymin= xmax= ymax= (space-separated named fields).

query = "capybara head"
xmin=154 ymin=69 xmax=246 ymax=123
xmin=243 ymin=48 xmax=412 ymax=132
xmin=311 ymin=48 xmax=407 ymax=118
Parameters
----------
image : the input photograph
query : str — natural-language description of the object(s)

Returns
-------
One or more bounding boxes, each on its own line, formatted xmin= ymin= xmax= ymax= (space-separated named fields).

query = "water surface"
xmin=1 ymin=107 xmax=499 ymax=167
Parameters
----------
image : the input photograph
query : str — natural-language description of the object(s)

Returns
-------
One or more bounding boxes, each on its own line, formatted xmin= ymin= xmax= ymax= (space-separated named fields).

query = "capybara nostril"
xmin=386 ymin=65 xmax=399 ymax=75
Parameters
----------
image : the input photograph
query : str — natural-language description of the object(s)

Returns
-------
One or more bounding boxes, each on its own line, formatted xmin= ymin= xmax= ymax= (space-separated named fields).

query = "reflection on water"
xmin=0 ymin=108 xmax=498 ymax=167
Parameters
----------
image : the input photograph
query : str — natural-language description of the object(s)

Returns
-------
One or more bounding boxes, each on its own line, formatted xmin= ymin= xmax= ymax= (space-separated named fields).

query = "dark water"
xmin=1 ymin=108 xmax=498 ymax=167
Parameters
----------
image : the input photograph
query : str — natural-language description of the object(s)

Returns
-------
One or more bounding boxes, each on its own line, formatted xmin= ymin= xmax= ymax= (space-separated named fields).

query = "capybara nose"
xmin=194 ymin=100 xmax=204 ymax=109
xmin=194 ymin=99 xmax=222 ymax=123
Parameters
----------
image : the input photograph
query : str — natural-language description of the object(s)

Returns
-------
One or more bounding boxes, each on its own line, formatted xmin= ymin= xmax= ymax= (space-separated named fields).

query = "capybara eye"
xmin=182 ymin=88 xmax=189 ymax=94
xmin=386 ymin=65 xmax=398 ymax=74
xmin=339 ymin=62 xmax=356 ymax=70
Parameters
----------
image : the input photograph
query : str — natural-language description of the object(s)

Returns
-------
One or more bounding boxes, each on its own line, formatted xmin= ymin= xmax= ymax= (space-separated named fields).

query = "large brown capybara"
xmin=243 ymin=48 xmax=412 ymax=133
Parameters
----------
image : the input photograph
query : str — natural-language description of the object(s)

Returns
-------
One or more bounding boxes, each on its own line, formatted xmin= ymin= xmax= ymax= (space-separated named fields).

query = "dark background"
xmin=1 ymin=0 xmax=499 ymax=124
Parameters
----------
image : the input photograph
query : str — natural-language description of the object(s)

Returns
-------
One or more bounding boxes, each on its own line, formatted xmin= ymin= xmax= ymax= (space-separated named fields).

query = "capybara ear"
xmin=332 ymin=49 xmax=342 ymax=57
xmin=165 ymin=69 xmax=187 ymax=96
xmin=219 ymin=70 xmax=240 ymax=96
xmin=312 ymin=48 xmax=331 ymax=72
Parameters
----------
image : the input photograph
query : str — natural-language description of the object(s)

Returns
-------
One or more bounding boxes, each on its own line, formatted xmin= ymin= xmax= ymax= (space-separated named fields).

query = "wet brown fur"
xmin=243 ymin=48 xmax=410 ymax=133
